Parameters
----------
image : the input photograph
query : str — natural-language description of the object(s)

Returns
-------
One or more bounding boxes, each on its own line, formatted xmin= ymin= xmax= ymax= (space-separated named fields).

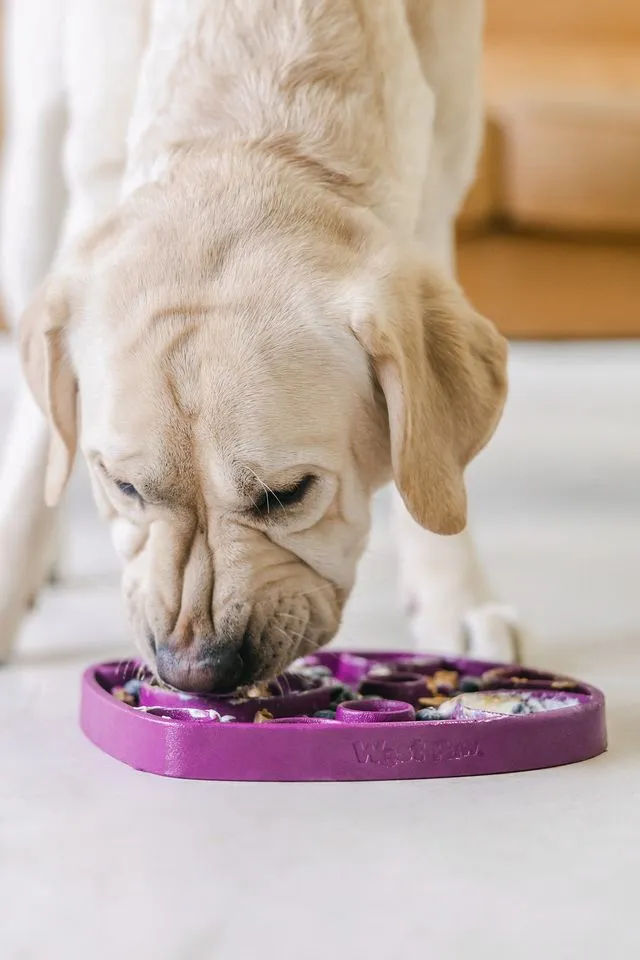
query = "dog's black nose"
xmin=155 ymin=643 xmax=243 ymax=693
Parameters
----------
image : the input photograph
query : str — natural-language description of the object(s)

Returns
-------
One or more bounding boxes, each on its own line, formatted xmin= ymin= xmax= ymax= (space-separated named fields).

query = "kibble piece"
xmin=551 ymin=679 xmax=578 ymax=690
xmin=253 ymin=709 xmax=274 ymax=723
xmin=112 ymin=686 xmax=137 ymax=706
xmin=417 ymin=695 xmax=448 ymax=709
xmin=432 ymin=669 xmax=459 ymax=693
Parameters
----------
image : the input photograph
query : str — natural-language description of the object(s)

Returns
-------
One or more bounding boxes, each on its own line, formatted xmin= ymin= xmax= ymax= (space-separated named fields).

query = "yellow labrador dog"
xmin=0 ymin=0 xmax=521 ymax=691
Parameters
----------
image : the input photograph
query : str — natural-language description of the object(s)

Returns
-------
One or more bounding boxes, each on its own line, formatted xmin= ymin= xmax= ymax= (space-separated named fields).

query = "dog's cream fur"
xmin=1 ymin=0 xmax=522 ymax=690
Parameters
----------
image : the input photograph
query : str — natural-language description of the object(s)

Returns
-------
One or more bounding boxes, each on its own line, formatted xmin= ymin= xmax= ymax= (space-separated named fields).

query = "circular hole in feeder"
xmin=336 ymin=699 xmax=415 ymax=723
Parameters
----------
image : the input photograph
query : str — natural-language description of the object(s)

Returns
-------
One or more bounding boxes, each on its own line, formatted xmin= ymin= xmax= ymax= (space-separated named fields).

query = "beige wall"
xmin=457 ymin=0 xmax=640 ymax=339
xmin=459 ymin=1 xmax=640 ymax=236
xmin=486 ymin=0 xmax=640 ymax=41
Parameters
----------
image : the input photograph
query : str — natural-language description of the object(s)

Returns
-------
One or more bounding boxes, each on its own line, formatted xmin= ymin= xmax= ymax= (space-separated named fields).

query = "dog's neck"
xmin=123 ymin=0 xmax=431 ymax=237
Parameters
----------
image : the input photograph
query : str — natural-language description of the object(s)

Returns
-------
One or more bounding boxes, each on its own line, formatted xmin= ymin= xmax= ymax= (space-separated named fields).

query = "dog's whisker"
xmin=272 ymin=622 xmax=308 ymax=647
xmin=301 ymin=583 xmax=338 ymax=600
xmin=114 ymin=658 xmax=129 ymax=681
xmin=295 ymin=635 xmax=325 ymax=653
xmin=278 ymin=625 xmax=308 ymax=645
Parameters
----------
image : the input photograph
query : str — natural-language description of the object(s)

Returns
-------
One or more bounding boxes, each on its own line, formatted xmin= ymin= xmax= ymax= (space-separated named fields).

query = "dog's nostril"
xmin=203 ymin=646 xmax=244 ymax=692
xmin=156 ymin=643 xmax=243 ymax=694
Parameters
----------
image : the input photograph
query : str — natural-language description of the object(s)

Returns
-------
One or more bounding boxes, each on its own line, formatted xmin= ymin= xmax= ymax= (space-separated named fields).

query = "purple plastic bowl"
xmin=80 ymin=651 xmax=607 ymax=782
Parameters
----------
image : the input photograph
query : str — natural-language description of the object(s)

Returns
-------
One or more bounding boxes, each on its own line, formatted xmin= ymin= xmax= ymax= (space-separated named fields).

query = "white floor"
xmin=1 ymin=342 xmax=639 ymax=959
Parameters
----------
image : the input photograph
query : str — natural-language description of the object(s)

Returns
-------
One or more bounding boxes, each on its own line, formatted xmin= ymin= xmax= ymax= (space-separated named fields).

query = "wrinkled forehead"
xmin=75 ymin=305 xmax=372 ymax=474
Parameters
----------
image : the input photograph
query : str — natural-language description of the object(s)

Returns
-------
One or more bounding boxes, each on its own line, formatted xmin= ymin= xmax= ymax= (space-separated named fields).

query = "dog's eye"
xmin=96 ymin=460 xmax=143 ymax=503
xmin=254 ymin=474 xmax=316 ymax=515
xmin=115 ymin=480 xmax=140 ymax=500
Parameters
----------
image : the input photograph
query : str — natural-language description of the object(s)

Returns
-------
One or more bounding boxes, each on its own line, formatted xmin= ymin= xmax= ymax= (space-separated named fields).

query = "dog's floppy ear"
xmin=349 ymin=249 xmax=508 ymax=535
xmin=20 ymin=276 xmax=78 ymax=506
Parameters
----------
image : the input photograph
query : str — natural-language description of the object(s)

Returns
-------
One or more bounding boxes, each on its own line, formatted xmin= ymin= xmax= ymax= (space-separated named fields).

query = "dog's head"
xmin=21 ymin=159 xmax=507 ymax=692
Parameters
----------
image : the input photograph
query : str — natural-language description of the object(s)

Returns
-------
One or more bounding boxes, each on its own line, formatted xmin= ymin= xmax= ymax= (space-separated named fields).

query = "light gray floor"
xmin=1 ymin=342 xmax=639 ymax=959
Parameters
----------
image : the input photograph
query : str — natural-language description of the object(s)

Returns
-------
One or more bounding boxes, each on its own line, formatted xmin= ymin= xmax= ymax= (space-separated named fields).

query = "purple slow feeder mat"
xmin=80 ymin=650 xmax=606 ymax=781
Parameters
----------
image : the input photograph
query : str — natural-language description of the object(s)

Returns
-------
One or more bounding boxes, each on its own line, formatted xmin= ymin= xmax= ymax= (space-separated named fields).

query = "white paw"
xmin=461 ymin=603 xmax=524 ymax=663
xmin=0 ymin=514 xmax=60 ymax=661
xmin=407 ymin=594 xmax=524 ymax=663
xmin=0 ymin=592 xmax=32 ymax=661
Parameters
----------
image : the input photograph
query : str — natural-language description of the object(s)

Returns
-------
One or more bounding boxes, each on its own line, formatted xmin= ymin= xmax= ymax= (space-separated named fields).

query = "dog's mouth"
xmin=142 ymin=642 xmax=327 ymax=696
xmin=133 ymin=589 xmax=345 ymax=694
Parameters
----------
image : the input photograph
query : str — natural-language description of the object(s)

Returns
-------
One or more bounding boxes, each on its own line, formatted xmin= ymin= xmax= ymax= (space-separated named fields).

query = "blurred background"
xmin=456 ymin=0 xmax=640 ymax=337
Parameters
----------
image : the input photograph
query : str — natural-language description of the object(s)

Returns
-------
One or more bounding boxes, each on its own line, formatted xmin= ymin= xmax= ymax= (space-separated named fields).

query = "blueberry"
xmin=123 ymin=678 xmax=143 ymax=696
xmin=459 ymin=676 xmax=481 ymax=693
xmin=416 ymin=707 xmax=441 ymax=720
xmin=330 ymin=684 xmax=357 ymax=705
xmin=314 ymin=709 xmax=337 ymax=719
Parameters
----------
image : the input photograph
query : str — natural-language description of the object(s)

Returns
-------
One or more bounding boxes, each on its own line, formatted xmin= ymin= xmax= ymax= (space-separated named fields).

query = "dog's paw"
xmin=461 ymin=603 xmax=524 ymax=663
xmin=0 ymin=519 xmax=60 ymax=661
xmin=0 ymin=593 xmax=32 ymax=662
xmin=407 ymin=594 xmax=524 ymax=663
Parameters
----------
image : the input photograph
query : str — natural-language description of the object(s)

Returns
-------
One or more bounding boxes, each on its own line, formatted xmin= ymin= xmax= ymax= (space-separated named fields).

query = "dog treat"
xmin=245 ymin=683 xmax=272 ymax=699
xmin=437 ymin=691 xmax=581 ymax=720
xmin=253 ymin=709 xmax=275 ymax=723
xmin=112 ymin=686 xmax=137 ymax=706
xmin=83 ymin=650 xmax=606 ymax=781
xmin=417 ymin=695 xmax=448 ymax=709
xmin=430 ymin=669 xmax=460 ymax=694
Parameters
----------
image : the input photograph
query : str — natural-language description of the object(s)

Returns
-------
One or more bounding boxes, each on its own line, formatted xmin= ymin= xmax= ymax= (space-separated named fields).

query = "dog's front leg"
xmin=394 ymin=489 xmax=522 ymax=660
xmin=0 ymin=385 xmax=60 ymax=660
xmin=392 ymin=215 xmax=524 ymax=661
xmin=0 ymin=0 xmax=69 ymax=659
